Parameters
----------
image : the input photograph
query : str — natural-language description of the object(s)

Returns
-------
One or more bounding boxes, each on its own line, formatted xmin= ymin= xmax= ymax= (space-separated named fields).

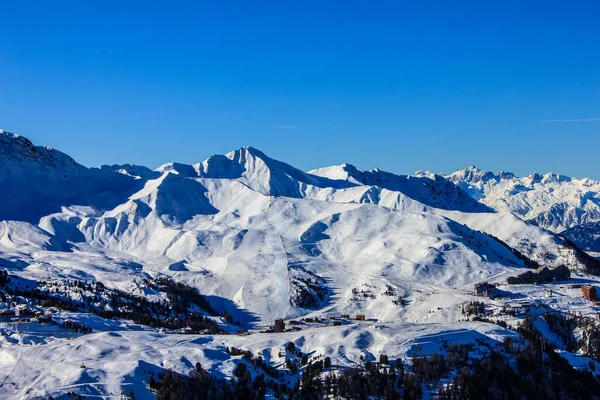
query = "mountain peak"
xmin=0 ymin=130 xmax=142 ymax=222
xmin=340 ymin=162 xmax=357 ymax=170
xmin=229 ymin=145 xmax=269 ymax=159
xmin=1 ymin=129 xmax=36 ymax=153
xmin=308 ymin=163 xmax=360 ymax=182
xmin=448 ymin=166 xmax=500 ymax=186
xmin=0 ymin=128 xmax=80 ymax=170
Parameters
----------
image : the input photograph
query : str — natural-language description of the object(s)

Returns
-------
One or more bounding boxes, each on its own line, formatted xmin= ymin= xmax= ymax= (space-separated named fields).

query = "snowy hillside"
xmin=2 ymin=129 xmax=600 ymax=399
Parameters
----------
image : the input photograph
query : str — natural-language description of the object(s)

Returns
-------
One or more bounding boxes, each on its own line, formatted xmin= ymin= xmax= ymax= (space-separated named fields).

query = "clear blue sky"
xmin=1 ymin=1 xmax=599 ymax=178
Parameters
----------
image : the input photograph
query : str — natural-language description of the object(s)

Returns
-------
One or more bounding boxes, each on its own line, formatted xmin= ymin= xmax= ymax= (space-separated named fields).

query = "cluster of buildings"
xmin=0 ymin=303 xmax=33 ymax=320
xmin=471 ymin=274 xmax=600 ymax=320
xmin=500 ymin=301 xmax=543 ymax=316
xmin=506 ymin=266 xmax=571 ymax=285
xmin=272 ymin=314 xmax=368 ymax=333
xmin=62 ymin=320 xmax=93 ymax=333
xmin=0 ymin=302 xmax=94 ymax=333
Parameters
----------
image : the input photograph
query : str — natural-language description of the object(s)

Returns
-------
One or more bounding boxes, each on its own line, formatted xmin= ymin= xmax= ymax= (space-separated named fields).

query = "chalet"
xmin=34 ymin=312 xmax=51 ymax=323
xmin=15 ymin=304 xmax=28 ymax=317
xmin=63 ymin=320 xmax=78 ymax=329
xmin=340 ymin=314 xmax=350 ymax=319
xmin=356 ymin=315 xmax=366 ymax=321
xmin=582 ymin=285 xmax=598 ymax=301
xmin=474 ymin=282 xmax=496 ymax=297
xmin=333 ymin=320 xmax=342 ymax=326
xmin=274 ymin=319 xmax=285 ymax=333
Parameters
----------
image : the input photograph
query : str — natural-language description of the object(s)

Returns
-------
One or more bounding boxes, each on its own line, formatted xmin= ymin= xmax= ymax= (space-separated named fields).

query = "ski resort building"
xmin=63 ymin=320 xmax=93 ymax=333
xmin=582 ymin=285 xmax=598 ymax=302
xmin=274 ymin=319 xmax=285 ymax=333
xmin=474 ymin=282 xmax=496 ymax=297
xmin=356 ymin=315 xmax=366 ymax=321
xmin=15 ymin=304 xmax=28 ymax=317
xmin=506 ymin=265 xmax=571 ymax=285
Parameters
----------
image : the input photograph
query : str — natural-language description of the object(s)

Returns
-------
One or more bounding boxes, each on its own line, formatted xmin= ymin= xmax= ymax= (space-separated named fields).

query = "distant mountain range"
xmin=427 ymin=165 xmax=600 ymax=252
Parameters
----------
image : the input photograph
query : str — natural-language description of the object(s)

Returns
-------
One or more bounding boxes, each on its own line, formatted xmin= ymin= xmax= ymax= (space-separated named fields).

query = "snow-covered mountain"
xmin=0 ymin=130 xmax=143 ymax=223
xmin=440 ymin=165 xmax=600 ymax=251
xmin=0 ymin=129 xmax=595 ymax=320
xmin=444 ymin=165 xmax=600 ymax=232
xmin=2 ymin=129 xmax=600 ymax=399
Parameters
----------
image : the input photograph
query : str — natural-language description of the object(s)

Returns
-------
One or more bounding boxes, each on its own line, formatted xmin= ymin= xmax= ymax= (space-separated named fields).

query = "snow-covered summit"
xmin=447 ymin=165 xmax=516 ymax=187
xmin=100 ymin=163 xmax=160 ymax=180
xmin=201 ymin=146 xmax=356 ymax=197
xmin=308 ymin=163 xmax=364 ymax=184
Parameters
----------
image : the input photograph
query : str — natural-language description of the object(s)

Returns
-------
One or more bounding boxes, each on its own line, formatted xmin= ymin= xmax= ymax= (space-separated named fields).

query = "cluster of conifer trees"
xmin=0 ymin=271 xmax=220 ymax=332
xmin=539 ymin=311 xmax=600 ymax=363
xmin=439 ymin=319 xmax=600 ymax=399
xmin=292 ymin=276 xmax=327 ymax=309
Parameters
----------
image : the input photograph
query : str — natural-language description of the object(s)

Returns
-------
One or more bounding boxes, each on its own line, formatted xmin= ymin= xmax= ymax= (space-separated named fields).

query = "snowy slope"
xmin=308 ymin=164 xmax=596 ymax=274
xmin=1 ymin=131 xmax=596 ymax=300
xmin=37 ymin=176 xmax=527 ymax=326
